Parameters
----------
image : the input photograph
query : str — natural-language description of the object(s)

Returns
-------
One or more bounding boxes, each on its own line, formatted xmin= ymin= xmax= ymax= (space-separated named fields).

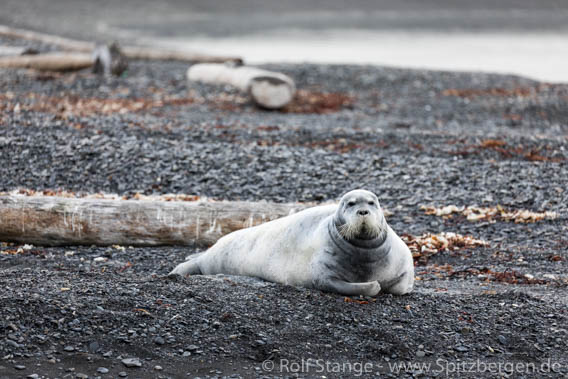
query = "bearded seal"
xmin=170 ymin=189 xmax=414 ymax=296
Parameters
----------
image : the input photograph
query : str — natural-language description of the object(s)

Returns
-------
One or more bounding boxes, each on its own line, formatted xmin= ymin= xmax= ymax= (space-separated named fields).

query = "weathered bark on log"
xmin=0 ymin=24 xmax=242 ymax=64
xmin=0 ymin=196 xmax=312 ymax=247
xmin=0 ymin=46 xmax=36 ymax=57
xmin=0 ymin=52 xmax=93 ymax=71
xmin=187 ymin=63 xmax=296 ymax=109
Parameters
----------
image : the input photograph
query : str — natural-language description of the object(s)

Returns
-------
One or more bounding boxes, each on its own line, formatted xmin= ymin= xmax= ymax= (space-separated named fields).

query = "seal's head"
xmin=335 ymin=189 xmax=386 ymax=241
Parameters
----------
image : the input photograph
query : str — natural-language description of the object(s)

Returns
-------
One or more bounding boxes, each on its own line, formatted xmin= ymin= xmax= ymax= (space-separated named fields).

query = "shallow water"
xmin=133 ymin=29 xmax=568 ymax=83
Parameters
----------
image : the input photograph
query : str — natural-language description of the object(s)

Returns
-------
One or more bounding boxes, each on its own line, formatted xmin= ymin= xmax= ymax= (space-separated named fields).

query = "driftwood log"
xmin=0 ymin=46 xmax=127 ymax=74
xmin=0 ymin=195 xmax=312 ymax=247
xmin=120 ymin=46 xmax=241 ymax=64
xmin=187 ymin=63 xmax=296 ymax=109
xmin=0 ymin=24 xmax=241 ymax=64
xmin=0 ymin=52 xmax=94 ymax=71
xmin=0 ymin=25 xmax=92 ymax=51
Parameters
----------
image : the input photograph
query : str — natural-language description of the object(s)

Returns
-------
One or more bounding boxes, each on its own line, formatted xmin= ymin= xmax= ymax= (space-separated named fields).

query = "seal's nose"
xmin=357 ymin=209 xmax=369 ymax=216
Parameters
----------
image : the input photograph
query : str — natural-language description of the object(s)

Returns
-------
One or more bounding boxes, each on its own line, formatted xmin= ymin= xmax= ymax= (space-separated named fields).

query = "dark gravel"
xmin=1 ymin=38 xmax=567 ymax=378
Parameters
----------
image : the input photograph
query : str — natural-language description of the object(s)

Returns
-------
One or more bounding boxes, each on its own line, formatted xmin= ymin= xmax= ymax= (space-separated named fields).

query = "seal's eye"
xmin=368 ymin=201 xmax=375 ymax=206
xmin=347 ymin=201 xmax=356 ymax=207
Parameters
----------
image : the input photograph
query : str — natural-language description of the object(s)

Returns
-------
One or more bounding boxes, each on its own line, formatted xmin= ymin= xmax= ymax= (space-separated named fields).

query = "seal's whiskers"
xmin=361 ymin=219 xmax=382 ymax=238
xmin=339 ymin=222 xmax=358 ymax=239
xmin=339 ymin=217 xmax=381 ymax=240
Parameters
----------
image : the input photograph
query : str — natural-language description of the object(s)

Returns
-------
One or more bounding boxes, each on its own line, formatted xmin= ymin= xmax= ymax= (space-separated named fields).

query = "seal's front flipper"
xmin=314 ymin=278 xmax=381 ymax=296
xmin=169 ymin=258 xmax=202 ymax=277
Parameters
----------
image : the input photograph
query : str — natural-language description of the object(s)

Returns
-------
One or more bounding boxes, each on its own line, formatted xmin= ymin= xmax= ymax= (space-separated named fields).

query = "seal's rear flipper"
xmin=169 ymin=254 xmax=203 ymax=277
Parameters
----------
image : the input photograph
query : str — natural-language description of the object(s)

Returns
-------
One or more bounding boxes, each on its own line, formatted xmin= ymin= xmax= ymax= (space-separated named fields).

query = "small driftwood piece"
xmin=0 ymin=52 xmax=93 ymax=71
xmin=0 ymin=195 xmax=311 ymax=247
xmin=187 ymin=63 xmax=296 ymax=109
xmin=0 ymin=24 xmax=241 ymax=64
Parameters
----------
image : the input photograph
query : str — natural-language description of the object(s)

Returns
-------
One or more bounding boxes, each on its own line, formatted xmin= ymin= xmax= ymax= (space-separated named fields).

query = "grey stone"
xmin=186 ymin=344 xmax=198 ymax=352
xmin=88 ymin=341 xmax=100 ymax=353
xmin=122 ymin=357 xmax=142 ymax=368
xmin=154 ymin=336 xmax=165 ymax=345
